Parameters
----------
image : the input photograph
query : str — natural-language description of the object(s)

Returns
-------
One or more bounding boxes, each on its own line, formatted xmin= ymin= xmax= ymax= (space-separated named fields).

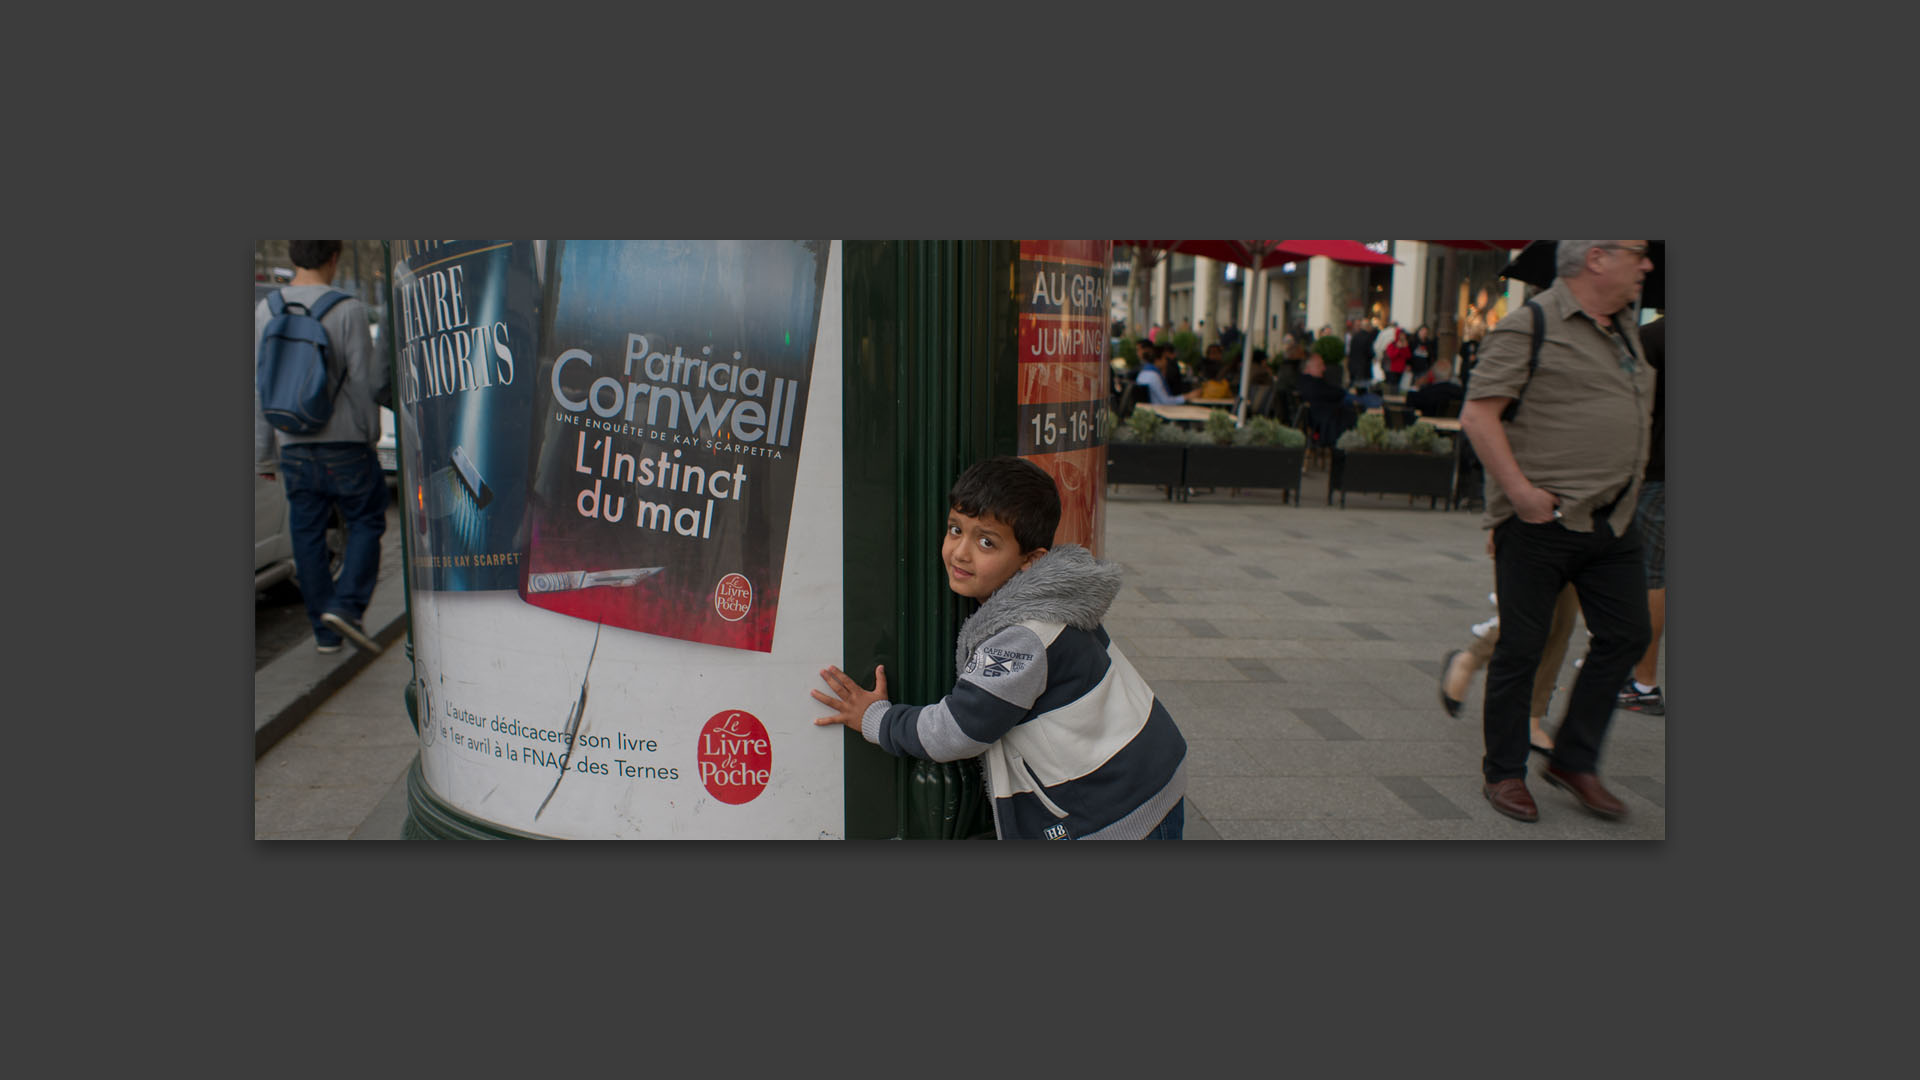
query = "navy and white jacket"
xmin=860 ymin=545 xmax=1187 ymax=839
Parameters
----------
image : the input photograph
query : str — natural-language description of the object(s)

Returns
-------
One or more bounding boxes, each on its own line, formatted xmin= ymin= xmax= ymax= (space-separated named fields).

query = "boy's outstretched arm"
xmin=817 ymin=624 xmax=1050 ymax=762
xmin=813 ymin=665 xmax=889 ymax=730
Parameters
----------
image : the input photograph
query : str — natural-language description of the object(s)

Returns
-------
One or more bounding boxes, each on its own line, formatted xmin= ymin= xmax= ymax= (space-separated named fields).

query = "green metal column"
xmin=840 ymin=240 xmax=1022 ymax=839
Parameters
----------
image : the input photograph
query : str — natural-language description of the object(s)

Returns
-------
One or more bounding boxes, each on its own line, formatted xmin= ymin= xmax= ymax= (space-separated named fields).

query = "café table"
xmin=1138 ymin=403 xmax=1218 ymax=424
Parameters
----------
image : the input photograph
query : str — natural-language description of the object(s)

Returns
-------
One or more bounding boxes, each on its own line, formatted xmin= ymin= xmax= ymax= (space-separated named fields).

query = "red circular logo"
xmin=714 ymin=573 xmax=753 ymax=622
xmin=697 ymin=710 xmax=772 ymax=804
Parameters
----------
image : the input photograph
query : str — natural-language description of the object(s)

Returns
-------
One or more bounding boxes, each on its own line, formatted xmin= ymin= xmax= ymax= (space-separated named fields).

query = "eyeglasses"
xmin=1601 ymin=243 xmax=1651 ymax=258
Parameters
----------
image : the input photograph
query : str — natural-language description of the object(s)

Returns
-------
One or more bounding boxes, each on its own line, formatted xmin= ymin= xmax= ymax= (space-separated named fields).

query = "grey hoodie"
xmin=862 ymin=543 xmax=1188 ymax=839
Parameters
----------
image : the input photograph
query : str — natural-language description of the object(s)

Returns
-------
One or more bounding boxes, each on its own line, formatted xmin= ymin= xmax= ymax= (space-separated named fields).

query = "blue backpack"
xmin=257 ymin=289 xmax=351 ymax=434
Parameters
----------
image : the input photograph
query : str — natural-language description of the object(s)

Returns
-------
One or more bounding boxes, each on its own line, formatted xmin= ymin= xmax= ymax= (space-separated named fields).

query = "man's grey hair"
xmin=1556 ymin=241 xmax=1609 ymax=278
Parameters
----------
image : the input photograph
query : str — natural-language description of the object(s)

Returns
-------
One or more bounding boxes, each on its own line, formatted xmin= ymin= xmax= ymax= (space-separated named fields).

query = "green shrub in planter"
xmin=1353 ymin=411 xmax=1387 ymax=445
xmin=1334 ymin=412 xmax=1450 ymax=455
xmin=1312 ymin=334 xmax=1345 ymax=369
xmin=1238 ymin=416 xmax=1306 ymax=448
xmin=1171 ymin=330 xmax=1201 ymax=370
xmin=1203 ymin=408 xmax=1237 ymax=445
xmin=1184 ymin=413 xmax=1306 ymax=498
xmin=1119 ymin=405 xmax=1163 ymax=443
xmin=1329 ymin=414 xmax=1456 ymax=508
xmin=1106 ymin=407 xmax=1188 ymax=498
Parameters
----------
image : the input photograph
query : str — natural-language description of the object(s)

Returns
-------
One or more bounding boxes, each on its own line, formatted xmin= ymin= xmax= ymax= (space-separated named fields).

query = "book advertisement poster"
xmin=1015 ymin=240 xmax=1111 ymax=555
xmin=391 ymin=240 xmax=544 ymax=591
xmin=517 ymin=240 xmax=831 ymax=653
xmin=407 ymin=241 xmax=846 ymax=838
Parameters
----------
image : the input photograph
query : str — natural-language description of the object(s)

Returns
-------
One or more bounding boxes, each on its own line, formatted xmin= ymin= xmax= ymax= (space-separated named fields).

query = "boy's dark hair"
xmin=949 ymin=457 xmax=1060 ymax=554
xmin=289 ymin=241 xmax=343 ymax=270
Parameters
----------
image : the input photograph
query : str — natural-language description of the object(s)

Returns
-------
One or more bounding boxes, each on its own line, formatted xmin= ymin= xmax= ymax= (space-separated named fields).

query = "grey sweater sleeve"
xmin=341 ymin=298 xmax=387 ymax=411
xmin=253 ymin=301 xmax=276 ymax=466
xmin=861 ymin=624 xmax=1051 ymax=761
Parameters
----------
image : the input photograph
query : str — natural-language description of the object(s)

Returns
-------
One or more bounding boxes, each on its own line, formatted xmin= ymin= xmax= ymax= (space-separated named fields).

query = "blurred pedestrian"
xmin=1408 ymin=324 xmax=1436 ymax=386
xmin=254 ymin=241 xmax=391 ymax=655
xmin=1440 ymin=535 xmax=1582 ymax=756
xmin=1381 ymin=321 xmax=1411 ymax=392
xmin=1159 ymin=342 xmax=1192 ymax=397
xmin=1134 ymin=346 xmax=1187 ymax=405
xmin=1218 ymin=320 xmax=1242 ymax=355
xmin=1296 ymin=353 xmax=1348 ymax=468
xmin=1459 ymin=240 xmax=1656 ymax=823
xmin=1346 ymin=318 xmax=1377 ymax=389
xmin=1406 ymin=358 xmax=1465 ymax=416
xmin=1618 ymin=314 xmax=1667 ymax=715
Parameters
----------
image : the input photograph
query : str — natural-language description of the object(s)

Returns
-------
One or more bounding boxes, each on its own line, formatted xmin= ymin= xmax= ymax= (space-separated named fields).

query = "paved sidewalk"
xmin=1103 ymin=473 xmax=1665 ymax=840
xmin=254 ymin=642 xmax=417 ymax=840
xmin=253 ymin=465 xmax=1665 ymax=840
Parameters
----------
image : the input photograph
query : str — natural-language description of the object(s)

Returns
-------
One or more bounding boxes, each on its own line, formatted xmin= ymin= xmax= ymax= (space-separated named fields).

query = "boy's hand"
xmin=812 ymin=664 xmax=887 ymax=731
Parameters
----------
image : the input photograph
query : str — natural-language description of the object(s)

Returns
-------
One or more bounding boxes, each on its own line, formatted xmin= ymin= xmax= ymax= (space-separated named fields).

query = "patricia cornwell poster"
xmin=518 ymin=240 xmax=830 ymax=652
xmin=391 ymin=240 xmax=543 ymax=591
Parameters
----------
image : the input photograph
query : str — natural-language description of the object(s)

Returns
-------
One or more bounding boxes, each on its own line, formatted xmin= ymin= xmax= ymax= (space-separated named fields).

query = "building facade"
xmin=1116 ymin=241 xmax=1532 ymax=360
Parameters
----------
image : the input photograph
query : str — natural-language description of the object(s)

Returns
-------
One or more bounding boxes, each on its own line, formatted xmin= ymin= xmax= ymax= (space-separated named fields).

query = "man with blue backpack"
xmin=254 ymin=241 xmax=390 ymax=655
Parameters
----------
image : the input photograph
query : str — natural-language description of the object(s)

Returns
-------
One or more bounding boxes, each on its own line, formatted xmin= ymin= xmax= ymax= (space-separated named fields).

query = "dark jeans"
xmin=1483 ymin=515 xmax=1650 ymax=782
xmin=279 ymin=442 xmax=387 ymax=642
xmin=1143 ymin=798 xmax=1185 ymax=839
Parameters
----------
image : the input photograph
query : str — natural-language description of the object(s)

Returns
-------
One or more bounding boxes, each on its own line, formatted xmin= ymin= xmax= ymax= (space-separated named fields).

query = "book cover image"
xmin=518 ymin=240 xmax=831 ymax=653
xmin=392 ymin=240 xmax=544 ymax=591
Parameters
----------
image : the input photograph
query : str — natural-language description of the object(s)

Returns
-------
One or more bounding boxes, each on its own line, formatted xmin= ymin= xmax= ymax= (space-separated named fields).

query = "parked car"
xmin=255 ymin=466 xmax=344 ymax=594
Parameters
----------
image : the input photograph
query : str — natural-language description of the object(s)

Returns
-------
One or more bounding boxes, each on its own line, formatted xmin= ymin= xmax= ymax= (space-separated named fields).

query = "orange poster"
xmin=1016 ymin=240 xmax=1110 ymax=556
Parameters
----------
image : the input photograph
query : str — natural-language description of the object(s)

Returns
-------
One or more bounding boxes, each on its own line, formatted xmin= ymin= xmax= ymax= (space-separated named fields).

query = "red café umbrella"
xmin=1257 ymin=239 xmax=1400 ymax=268
xmin=1124 ymin=238 xmax=1402 ymax=269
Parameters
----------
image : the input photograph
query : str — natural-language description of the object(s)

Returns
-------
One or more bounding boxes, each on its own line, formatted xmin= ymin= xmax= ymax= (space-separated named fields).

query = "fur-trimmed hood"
xmin=954 ymin=544 xmax=1121 ymax=669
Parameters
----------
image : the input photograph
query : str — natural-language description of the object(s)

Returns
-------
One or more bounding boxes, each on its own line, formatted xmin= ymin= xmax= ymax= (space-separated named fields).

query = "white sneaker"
xmin=1470 ymin=615 xmax=1499 ymax=639
xmin=320 ymin=612 xmax=383 ymax=655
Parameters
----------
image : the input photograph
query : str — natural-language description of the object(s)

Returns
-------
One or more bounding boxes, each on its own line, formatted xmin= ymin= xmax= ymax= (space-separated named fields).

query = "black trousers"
xmin=1483 ymin=515 xmax=1651 ymax=782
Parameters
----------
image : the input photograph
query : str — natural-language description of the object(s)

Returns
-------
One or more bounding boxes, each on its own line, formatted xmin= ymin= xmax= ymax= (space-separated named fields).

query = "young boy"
xmin=812 ymin=456 xmax=1188 ymax=839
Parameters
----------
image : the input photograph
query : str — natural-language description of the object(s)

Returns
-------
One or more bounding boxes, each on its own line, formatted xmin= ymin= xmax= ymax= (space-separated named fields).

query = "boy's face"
xmin=943 ymin=508 xmax=1044 ymax=601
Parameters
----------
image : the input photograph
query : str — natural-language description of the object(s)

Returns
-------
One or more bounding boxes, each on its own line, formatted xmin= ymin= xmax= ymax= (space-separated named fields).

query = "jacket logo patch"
xmin=975 ymin=648 xmax=1033 ymax=678
xmin=1043 ymin=823 xmax=1070 ymax=840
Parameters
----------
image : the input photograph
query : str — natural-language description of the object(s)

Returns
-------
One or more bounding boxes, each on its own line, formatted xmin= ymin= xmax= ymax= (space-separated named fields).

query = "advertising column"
xmin=397 ymin=240 xmax=845 ymax=838
xmin=1015 ymin=240 xmax=1111 ymax=554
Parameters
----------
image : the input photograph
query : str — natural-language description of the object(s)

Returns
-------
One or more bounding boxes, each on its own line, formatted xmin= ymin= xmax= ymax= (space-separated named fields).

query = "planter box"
xmin=1183 ymin=444 xmax=1305 ymax=502
xmin=1330 ymin=448 xmax=1456 ymax=508
xmin=1106 ymin=441 xmax=1186 ymax=500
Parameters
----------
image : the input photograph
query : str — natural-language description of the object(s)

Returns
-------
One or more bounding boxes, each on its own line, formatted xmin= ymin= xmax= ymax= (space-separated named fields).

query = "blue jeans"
xmin=279 ymin=442 xmax=386 ymax=643
xmin=1143 ymin=798 xmax=1185 ymax=839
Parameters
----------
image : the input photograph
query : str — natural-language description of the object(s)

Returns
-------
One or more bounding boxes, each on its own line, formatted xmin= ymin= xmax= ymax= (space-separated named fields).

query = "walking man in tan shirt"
xmin=1459 ymin=241 xmax=1656 ymax=823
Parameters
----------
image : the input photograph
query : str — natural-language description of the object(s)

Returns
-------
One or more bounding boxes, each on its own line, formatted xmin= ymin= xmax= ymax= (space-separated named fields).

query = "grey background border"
xmin=26 ymin=9 xmax=1863 ymax=1068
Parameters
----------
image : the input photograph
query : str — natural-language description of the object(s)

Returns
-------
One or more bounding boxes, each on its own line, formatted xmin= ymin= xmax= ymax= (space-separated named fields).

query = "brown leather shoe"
xmin=1482 ymin=778 xmax=1538 ymax=823
xmin=1540 ymin=765 xmax=1627 ymax=820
